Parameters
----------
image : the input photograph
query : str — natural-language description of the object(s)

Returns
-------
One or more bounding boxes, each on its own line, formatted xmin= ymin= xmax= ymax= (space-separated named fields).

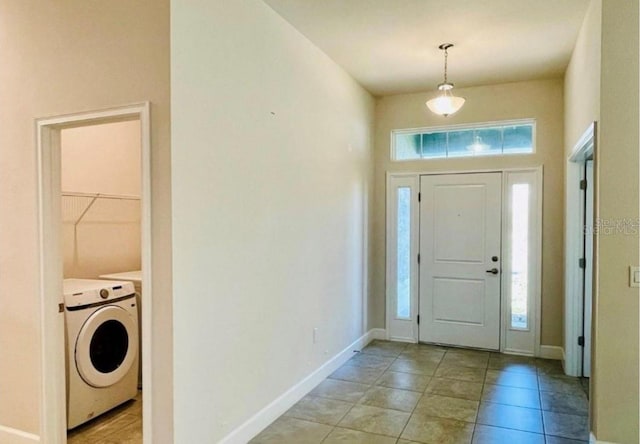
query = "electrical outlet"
xmin=630 ymin=266 xmax=640 ymax=288
xmin=313 ymin=327 xmax=318 ymax=344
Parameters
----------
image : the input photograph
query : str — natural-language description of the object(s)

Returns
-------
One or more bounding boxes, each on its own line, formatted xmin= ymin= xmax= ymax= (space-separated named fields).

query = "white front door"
xmin=419 ymin=172 xmax=502 ymax=350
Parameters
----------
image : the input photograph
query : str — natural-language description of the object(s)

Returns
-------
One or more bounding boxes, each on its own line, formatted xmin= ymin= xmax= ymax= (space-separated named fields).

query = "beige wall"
xmin=373 ymin=79 xmax=565 ymax=346
xmin=61 ymin=121 xmax=142 ymax=280
xmin=0 ymin=1 xmax=172 ymax=441
xmin=564 ymin=0 xmax=601 ymax=154
xmin=61 ymin=121 xmax=142 ymax=196
xmin=563 ymin=0 xmax=601 ymax=433
xmin=591 ymin=0 xmax=639 ymax=442
xmin=171 ymin=0 xmax=374 ymax=441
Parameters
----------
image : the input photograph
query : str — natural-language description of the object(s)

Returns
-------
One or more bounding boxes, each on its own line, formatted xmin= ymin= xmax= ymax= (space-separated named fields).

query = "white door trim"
xmin=565 ymin=122 xmax=597 ymax=376
xmin=583 ymin=160 xmax=594 ymax=377
xmin=36 ymin=103 xmax=152 ymax=443
xmin=385 ymin=167 xmax=543 ymax=355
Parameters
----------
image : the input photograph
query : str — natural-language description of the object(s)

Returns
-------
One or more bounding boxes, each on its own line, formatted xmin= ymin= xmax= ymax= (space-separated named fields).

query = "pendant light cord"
xmin=443 ymin=47 xmax=448 ymax=84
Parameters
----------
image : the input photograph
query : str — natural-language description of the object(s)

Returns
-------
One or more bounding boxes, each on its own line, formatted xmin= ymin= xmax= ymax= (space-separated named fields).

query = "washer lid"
xmin=99 ymin=271 xmax=142 ymax=285
xmin=75 ymin=305 xmax=138 ymax=388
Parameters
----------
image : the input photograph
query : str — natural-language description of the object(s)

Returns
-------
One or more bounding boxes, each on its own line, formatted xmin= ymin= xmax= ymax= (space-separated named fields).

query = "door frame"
xmin=582 ymin=160 xmax=594 ymax=377
xmin=385 ymin=167 xmax=543 ymax=356
xmin=36 ymin=103 xmax=153 ymax=443
xmin=564 ymin=122 xmax=597 ymax=377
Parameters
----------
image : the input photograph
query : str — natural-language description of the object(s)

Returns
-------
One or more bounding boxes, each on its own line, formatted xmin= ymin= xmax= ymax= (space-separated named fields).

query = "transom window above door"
xmin=391 ymin=119 xmax=535 ymax=161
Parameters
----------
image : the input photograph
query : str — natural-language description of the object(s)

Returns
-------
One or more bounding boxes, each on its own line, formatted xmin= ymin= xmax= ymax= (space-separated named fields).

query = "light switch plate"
xmin=630 ymin=266 xmax=640 ymax=288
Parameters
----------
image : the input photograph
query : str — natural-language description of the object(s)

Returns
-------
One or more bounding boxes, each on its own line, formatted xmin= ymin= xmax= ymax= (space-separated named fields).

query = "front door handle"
xmin=486 ymin=268 xmax=499 ymax=275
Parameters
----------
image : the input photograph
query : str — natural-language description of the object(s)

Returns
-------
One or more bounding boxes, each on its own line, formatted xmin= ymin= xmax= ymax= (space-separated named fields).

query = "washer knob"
xmin=99 ymin=289 xmax=109 ymax=299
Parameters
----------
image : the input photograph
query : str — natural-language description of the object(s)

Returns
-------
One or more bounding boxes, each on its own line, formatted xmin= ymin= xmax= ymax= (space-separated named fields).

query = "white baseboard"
xmin=0 ymin=425 xmax=39 ymax=444
xmin=219 ymin=329 xmax=381 ymax=444
xmin=368 ymin=328 xmax=387 ymax=341
xmin=539 ymin=345 xmax=564 ymax=360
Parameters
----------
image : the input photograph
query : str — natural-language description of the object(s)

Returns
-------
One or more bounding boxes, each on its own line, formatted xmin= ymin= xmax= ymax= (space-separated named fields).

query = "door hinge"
xmin=417 ymin=314 xmax=420 ymax=325
xmin=578 ymin=336 xmax=585 ymax=346
xmin=58 ymin=303 xmax=64 ymax=313
xmin=418 ymin=192 xmax=421 ymax=202
xmin=417 ymin=253 xmax=420 ymax=264
xmin=580 ymin=179 xmax=587 ymax=190
xmin=579 ymin=258 xmax=586 ymax=269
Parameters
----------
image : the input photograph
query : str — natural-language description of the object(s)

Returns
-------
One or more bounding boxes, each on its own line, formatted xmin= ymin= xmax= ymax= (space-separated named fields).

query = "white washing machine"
xmin=64 ymin=279 xmax=139 ymax=429
xmin=99 ymin=270 xmax=142 ymax=388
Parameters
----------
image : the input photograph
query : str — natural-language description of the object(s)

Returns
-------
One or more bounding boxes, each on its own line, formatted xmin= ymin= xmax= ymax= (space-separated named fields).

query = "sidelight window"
xmin=396 ymin=187 xmax=411 ymax=319
xmin=387 ymin=175 xmax=419 ymax=341
xmin=510 ymin=184 xmax=530 ymax=329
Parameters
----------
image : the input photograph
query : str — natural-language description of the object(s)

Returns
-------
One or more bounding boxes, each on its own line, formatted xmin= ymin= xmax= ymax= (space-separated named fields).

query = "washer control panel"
xmin=63 ymin=279 xmax=135 ymax=308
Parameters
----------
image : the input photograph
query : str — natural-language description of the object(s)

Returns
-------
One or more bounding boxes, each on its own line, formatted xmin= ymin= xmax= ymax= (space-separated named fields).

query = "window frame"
xmin=386 ymin=174 xmax=420 ymax=342
xmin=501 ymin=168 xmax=543 ymax=355
xmin=390 ymin=118 xmax=537 ymax=162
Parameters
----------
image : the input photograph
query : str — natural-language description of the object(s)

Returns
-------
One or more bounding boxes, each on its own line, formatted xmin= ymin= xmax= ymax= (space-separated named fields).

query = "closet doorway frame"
xmin=564 ymin=121 xmax=597 ymax=377
xmin=36 ymin=103 xmax=153 ymax=443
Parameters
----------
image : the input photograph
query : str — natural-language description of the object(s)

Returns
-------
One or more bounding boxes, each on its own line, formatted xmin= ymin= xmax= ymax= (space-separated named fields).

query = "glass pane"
xmin=447 ymin=129 xmax=474 ymax=157
xmin=396 ymin=187 xmax=411 ymax=319
xmin=503 ymin=125 xmax=533 ymax=154
xmin=511 ymin=184 xmax=530 ymax=329
xmin=391 ymin=122 xmax=534 ymax=161
xmin=90 ymin=320 xmax=129 ymax=373
xmin=421 ymin=132 xmax=447 ymax=159
xmin=394 ymin=133 xmax=422 ymax=160
xmin=470 ymin=128 xmax=503 ymax=156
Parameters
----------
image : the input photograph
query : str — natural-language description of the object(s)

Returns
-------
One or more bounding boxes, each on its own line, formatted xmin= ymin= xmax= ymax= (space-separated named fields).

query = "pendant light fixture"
xmin=426 ymin=43 xmax=465 ymax=117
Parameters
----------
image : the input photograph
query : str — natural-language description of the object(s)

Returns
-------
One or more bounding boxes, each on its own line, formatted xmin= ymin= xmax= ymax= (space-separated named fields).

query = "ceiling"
xmin=263 ymin=0 xmax=590 ymax=96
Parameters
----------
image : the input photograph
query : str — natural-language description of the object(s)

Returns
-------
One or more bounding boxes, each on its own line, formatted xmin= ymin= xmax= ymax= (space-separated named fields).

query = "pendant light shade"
xmin=426 ymin=88 xmax=466 ymax=117
xmin=426 ymin=43 xmax=465 ymax=117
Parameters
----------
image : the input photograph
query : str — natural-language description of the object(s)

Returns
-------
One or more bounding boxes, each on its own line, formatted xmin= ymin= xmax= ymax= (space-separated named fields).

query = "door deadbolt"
xmin=491 ymin=256 xmax=499 ymax=262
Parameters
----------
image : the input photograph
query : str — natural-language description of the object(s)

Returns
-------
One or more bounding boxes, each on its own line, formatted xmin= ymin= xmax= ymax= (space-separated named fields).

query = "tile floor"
xmin=251 ymin=341 xmax=590 ymax=444
xmin=67 ymin=391 xmax=141 ymax=444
